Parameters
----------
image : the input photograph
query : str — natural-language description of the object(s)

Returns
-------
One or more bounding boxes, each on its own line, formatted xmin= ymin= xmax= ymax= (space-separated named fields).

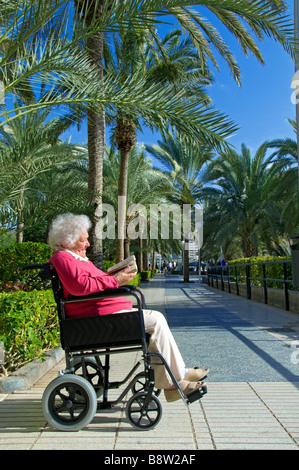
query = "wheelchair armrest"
xmin=122 ymin=284 xmax=145 ymax=307
xmin=66 ymin=287 xmax=131 ymax=301
xmin=23 ymin=263 xmax=46 ymax=270
xmin=65 ymin=286 xmax=144 ymax=309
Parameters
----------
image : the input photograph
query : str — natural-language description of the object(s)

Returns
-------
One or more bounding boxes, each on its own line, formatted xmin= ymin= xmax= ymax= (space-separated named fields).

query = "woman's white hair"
xmin=47 ymin=213 xmax=92 ymax=251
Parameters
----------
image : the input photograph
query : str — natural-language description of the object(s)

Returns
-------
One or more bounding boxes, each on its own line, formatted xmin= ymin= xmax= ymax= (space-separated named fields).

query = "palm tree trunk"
xmin=115 ymin=116 xmax=136 ymax=262
xmin=135 ymin=237 xmax=143 ymax=272
xmin=73 ymin=0 xmax=107 ymax=268
xmin=87 ymin=106 xmax=105 ymax=267
xmin=85 ymin=27 xmax=105 ymax=268
xmin=244 ymin=237 xmax=258 ymax=257
xmin=143 ymin=251 xmax=148 ymax=271
xmin=116 ymin=147 xmax=129 ymax=262
xmin=16 ymin=184 xmax=25 ymax=243
xmin=152 ymin=250 xmax=156 ymax=271
xmin=124 ymin=216 xmax=131 ymax=259
xmin=183 ymin=235 xmax=190 ymax=282
xmin=124 ymin=236 xmax=131 ymax=259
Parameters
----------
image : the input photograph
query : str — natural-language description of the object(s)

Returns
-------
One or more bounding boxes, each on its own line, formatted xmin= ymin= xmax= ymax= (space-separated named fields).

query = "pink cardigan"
xmin=49 ymin=250 xmax=132 ymax=318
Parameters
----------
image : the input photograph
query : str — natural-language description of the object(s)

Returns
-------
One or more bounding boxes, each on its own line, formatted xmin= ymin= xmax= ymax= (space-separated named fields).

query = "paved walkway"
xmin=1 ymin=274 xmax=299 ymax=450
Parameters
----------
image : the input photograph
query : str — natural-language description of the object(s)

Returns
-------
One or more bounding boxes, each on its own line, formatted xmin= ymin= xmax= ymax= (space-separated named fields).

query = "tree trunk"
xmin=116 ymin=147 xmax=130 ymax=262
xmin=87 ymin=106 xmax=105 ymax=267
xmin=85 ymin=30 xmax=105 ymax=268
xmin=115 ymin=116 xmax=136 ymax=262
xmin=74 ymin=0 xmax=106 ymax=268
xmin=152 ymin=250 xmax=156 ymax=271
xmin=136 ymin=237 xmax=143 ymax=272
xmin=143 ymin=251 xmax=148 ymax=271
xmin=183 ymin=235 xmax=190 ymax=282
xmin=244 ymin=237 xmax=258 ymax=258
xmin=124 ymin=218 xmax=131 ymax=259
xmin=16 ymin=184 xmax=25 ymax=243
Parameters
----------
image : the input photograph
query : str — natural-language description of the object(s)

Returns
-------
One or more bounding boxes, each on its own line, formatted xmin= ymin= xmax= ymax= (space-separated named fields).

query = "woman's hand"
xmin=114 ymin=266 xmax=136 ymax=286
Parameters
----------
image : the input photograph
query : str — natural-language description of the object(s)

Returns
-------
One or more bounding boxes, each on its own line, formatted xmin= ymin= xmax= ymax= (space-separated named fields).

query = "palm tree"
xmin=1 ymin=0 xmax=294 ymax=263
xmin=202 ymin=143 xmax=284 ymax=258
xmin=146 ymin=130 xmax=213 ymax=281
xmin=0 ymin=105 xmax=83 ymax=241
xmin=104 ymin=25 xmax=217 ymax=261
xmin=77 ymin=0 xmax=294 ymax=264
xmin=21 ymin=152 xmax=90 ymax=243
xmin=72 ymin=0 xmax=108 ymax=267
xmin=102 ymin=143 xmax=172 ymax=265
xmin=265 ymin=120 xmax=299 ymax=235
xmin=127 ymin=147 xmax=177 ymax=270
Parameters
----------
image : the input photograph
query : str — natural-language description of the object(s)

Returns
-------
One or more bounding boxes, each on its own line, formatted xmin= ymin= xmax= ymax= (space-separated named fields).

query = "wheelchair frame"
xmin=23 ymin=263 xmax=207 ymax=431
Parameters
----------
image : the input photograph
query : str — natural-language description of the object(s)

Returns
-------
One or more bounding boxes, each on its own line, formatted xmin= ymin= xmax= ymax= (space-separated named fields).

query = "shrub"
xmin=227 ymin=256 xmax=293 ymax=289
xmin=0 ymin=289 xmax=59 ymax=374
xmin=127 ymin=272 xmax=141 ymax=287
xmin=140 ymin=270 xmax=151 ymax=282
xmin=0 ymin=242 xmax=53 ymax=283
xmin=102 ymin=260 xmax=115 ymax=272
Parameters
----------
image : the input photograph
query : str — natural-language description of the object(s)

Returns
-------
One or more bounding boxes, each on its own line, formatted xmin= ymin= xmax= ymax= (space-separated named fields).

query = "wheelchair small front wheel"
xmin=42 ymin=375 xmax=97 ymax=431
xmin=126 ymin=392 xmax=162 ymax=431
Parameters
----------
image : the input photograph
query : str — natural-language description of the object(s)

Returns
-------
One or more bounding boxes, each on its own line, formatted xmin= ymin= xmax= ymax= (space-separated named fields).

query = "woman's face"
xmin=71 ymin=229 xmax=90 ymax=258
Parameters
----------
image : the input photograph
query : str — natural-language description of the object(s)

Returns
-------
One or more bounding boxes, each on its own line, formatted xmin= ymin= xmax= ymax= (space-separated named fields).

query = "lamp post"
xmin=195 ymin=204 xmax=203 ymax=283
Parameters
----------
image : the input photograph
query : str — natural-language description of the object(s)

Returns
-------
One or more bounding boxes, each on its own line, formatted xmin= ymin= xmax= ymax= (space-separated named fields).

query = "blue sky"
xmin=62 ymin=0 xmax=297 ymax=159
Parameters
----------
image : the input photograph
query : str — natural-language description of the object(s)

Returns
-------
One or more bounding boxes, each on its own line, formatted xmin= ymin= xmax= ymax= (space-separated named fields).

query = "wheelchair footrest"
xmin=186 ymin=384 xmax=207 ymax=403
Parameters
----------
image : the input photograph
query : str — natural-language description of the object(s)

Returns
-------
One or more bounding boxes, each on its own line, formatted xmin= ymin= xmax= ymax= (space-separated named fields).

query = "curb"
xmin=0 ymin=347 xmax=64 ymax=394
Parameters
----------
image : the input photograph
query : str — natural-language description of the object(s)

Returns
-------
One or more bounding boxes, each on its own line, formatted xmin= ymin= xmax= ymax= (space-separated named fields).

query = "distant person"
xmin=167 ymin=261 xmax=173 ymax=273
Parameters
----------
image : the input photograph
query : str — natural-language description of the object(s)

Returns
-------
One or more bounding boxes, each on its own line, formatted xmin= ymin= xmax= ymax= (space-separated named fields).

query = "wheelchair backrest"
xmin=23 ymin=262 xmax=65 ymax=320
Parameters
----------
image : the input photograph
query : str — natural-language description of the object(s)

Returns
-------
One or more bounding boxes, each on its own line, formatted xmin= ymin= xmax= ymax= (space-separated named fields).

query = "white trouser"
xmin=114 ymin=308 xmax=186 ymax=389
xmin=142 ymin=309 xmax=186 ymax=389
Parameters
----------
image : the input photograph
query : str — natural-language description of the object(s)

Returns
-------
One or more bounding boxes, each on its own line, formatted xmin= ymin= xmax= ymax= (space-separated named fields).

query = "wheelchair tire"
xmin=126 ymin=392 xmax=162 ymax=431
xmin=131 ymin=372 xmax=161 ymax=397
xmin=71 ymin=357 xmax=104 ymax=397
xmin=42 ymin=375 xmax=97 ymax=432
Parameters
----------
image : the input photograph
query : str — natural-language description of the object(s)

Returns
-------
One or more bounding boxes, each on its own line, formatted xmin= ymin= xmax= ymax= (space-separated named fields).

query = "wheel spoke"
xmin=126 ymin=392 xmax=162 ymax=430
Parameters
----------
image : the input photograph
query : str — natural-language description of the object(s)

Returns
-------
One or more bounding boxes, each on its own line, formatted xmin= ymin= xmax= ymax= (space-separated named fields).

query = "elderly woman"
xmin=47 ymin=213 xmax=208 ymax=402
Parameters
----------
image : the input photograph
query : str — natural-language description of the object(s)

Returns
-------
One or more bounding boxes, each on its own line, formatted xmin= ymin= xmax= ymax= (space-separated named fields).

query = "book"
xmin=107 ymin=255 xmax=138 ymax=275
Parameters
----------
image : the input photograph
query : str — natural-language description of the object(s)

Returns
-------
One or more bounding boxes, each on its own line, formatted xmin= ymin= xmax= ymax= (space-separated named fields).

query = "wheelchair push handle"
xmin=23 ymin=263 xmax=47 ymax=270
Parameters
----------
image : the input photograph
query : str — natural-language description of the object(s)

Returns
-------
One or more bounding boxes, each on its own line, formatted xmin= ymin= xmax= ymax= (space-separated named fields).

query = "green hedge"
xmin=127 ymin=272 xmax=141 ymax=287
xmin=0 ymin=289 xmax=60 ymax=374
xmin=140 ymin=270 xmax=151 ymax=281
xmin=0 ymin=242 xmax=53 ymax=283
xmin=102 ymin=260 xmax=115 ymax=272
xmin=227 ymin=256 xmax=294 ymax=289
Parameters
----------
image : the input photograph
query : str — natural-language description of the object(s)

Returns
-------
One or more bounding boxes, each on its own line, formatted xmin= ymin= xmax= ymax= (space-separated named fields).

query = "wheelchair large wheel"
xmin=42 ymin=375 xmax=97 ymax=431
xmin=131 ymin=372 xmax=161 ymax=397
xmin=71 ymin=357 xmax=104 ymax=397
xmin=126 ymin=392 xmax=162 ymax=431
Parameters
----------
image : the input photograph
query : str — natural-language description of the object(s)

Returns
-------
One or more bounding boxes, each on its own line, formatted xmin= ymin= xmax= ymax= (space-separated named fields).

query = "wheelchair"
xmin=23 ymin=263 xmax=207 ymax=432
